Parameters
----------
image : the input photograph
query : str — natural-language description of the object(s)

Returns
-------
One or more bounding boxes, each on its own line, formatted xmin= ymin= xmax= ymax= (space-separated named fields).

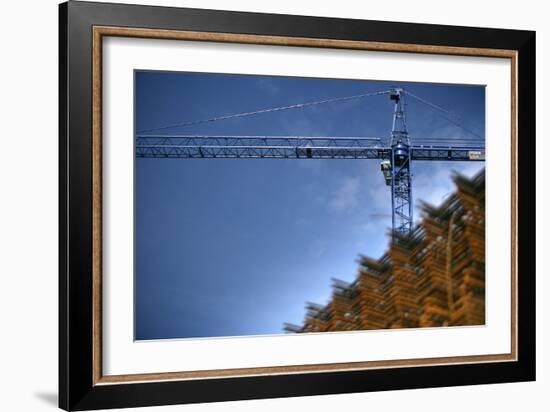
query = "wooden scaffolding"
xmin=285 ymin=170 xmax=485 ymax=333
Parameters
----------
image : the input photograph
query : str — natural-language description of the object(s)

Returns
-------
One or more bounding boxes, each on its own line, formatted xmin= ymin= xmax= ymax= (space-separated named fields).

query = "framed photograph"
xmin=59 ymin=1 xmax=535 ymax=410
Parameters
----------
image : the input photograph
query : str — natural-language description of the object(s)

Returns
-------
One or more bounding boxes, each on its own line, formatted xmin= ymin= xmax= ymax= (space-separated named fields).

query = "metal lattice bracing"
xmin=389 ymin=88 xmax=413 ymax=234
xmin=136 ymin=136 xmax=389 ymax=159
xmin=391 ymin=154 xmax=413 ymax=234
xmin=136 ymin=136 xmax=483 ymax=161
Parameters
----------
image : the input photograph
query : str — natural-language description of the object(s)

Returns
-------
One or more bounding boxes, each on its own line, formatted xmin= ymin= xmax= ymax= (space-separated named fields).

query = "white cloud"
xmin=308 ymin=239 xmax=328 ymax=258
xmin=329 ymin=176 xmax=361 ymax=212
xmin=255 ymin=78 xmax=280 ymax=96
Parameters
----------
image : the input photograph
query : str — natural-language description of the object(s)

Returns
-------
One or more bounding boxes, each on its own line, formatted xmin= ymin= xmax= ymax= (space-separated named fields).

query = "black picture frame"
xmin=59 ymin=1 xmax=536 ymax=410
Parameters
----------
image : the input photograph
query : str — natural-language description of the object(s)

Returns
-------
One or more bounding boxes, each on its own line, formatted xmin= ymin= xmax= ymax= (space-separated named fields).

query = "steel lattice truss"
xmin=135 ymin=135 xmax=485 ymax=161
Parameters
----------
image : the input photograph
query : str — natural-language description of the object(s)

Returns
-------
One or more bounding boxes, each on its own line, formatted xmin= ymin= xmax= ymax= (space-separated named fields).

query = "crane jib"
xmin=135 ymin=142 xmax=485 ymax=161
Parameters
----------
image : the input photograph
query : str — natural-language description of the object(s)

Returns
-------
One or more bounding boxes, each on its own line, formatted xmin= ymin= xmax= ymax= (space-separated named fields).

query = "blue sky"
xmin=134 ymin=71 xmax=485 ymax=340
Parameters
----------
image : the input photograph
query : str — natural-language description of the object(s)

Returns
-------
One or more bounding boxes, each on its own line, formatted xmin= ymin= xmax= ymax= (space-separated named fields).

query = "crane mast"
xmin=388 ymin=88 xmax=413 ymax=235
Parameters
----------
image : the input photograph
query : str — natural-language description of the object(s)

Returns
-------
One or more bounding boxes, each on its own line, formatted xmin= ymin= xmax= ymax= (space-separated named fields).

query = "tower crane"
xmin=136 ymin=88 xmax=485 ymax=236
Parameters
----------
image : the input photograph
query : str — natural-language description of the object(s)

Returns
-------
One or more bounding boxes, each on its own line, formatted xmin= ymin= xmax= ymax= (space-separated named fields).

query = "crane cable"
xmin=403 ymin=90 xmax=484 ymax=140
xmin=137 ymin=89 xmax=390 ymax=134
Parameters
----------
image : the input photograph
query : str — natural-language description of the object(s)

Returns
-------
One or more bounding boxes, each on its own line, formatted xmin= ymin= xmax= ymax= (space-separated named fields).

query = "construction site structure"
xmin=284 ymin=169 xmax=485 ymax=333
